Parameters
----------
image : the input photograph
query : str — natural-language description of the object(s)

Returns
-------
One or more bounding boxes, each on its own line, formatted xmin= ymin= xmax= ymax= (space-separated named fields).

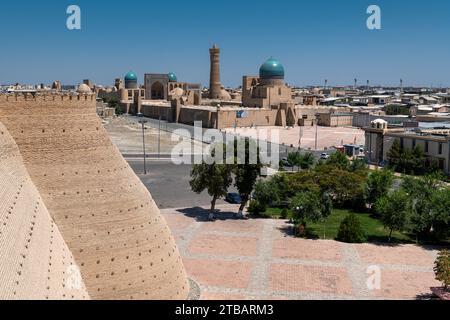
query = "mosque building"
xmin=242 ymin=57 xmax=294 ymax=109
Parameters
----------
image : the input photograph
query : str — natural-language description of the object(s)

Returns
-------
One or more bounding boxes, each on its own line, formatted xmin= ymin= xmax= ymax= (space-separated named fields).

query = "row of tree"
xmin=374 ymin=174 xmax=450 ymax=242
xmin=387 ymin=140 xmax=440 ymax=176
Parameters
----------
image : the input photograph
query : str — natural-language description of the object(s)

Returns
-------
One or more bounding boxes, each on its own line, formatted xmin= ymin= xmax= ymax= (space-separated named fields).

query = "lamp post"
xmin=137 ymin=113 xmax=148 ymax=175
xmin=314 ymin=115 xmax=319 ymax=150
xmin=158 ymin=113 xmax=161 ymax=159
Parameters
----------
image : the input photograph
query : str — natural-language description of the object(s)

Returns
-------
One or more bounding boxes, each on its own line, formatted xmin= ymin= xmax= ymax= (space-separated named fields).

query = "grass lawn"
xmin=259 ymin=208 xmax=413 ymax=243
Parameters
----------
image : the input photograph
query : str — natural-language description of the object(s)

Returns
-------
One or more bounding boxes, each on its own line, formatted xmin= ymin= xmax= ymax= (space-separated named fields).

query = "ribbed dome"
xmin=169 ymin=87 xmax=184 ymax=97
xmin=124 ymin=71 xmax=138 ymax=81
xmin=77 ymin=83 xmax=92 ymax=94
xmin=168 ymin=72 xmax=177 ymax=82
xmin=259 ymin=57 xmax=285 ymax=79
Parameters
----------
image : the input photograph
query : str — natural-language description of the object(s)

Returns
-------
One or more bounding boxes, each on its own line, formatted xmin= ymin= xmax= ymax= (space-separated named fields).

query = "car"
xmin=320 ymin=153 xmax=330 ymax=160
xmin=280 ymin=157 xmax=292 ymax=167
xmin=225 ymin=193 xmax=242 ymax=204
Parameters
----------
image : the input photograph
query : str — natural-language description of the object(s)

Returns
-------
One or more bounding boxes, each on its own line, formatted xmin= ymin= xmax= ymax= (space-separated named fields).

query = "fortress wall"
xmin=0 ymin=94 xmax=189 ymax=300
xmin=0 ymin=122 xmax=89 ymax=300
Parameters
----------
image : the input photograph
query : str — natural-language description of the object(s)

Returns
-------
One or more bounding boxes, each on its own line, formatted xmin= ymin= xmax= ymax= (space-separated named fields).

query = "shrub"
xmin=336 ymin=213 xmax=366 ymax=243
xmin=434 ymin=250 xmax=450 ymax=290
xmin=247 ymin=200 xmax=266 ymax=215
xmin=280 ymin=208 xmax=289 ymax=220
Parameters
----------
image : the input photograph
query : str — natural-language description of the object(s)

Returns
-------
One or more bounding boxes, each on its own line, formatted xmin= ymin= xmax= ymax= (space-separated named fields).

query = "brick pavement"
xmin=161 ymin=205 xmax=443 ymax=300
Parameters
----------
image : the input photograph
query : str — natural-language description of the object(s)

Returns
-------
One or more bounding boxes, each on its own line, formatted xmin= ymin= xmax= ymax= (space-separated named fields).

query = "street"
xmin=127 ymin=158 xmax=231 ymax=209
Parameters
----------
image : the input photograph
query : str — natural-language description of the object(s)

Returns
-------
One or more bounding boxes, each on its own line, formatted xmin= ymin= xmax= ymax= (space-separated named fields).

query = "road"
xmin=127 ymin=158 xmax=232 ymax=209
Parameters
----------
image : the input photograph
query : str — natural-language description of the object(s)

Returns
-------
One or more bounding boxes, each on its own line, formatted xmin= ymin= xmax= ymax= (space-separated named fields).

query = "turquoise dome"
xmin=168 ymin=72 xmax=178 ymax=82
xmin=124 ymin=71 xmax=138 ymax=81
xmin=259 ymin=57 xmax=285 ymax=79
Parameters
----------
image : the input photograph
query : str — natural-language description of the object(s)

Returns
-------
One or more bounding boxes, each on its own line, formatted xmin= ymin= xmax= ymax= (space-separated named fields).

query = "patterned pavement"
xmin=161 ymin=205 xmax=442 ymax=300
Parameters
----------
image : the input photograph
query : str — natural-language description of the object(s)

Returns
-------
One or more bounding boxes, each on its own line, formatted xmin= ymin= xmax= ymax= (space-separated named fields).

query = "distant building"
xmin=242 ymin=57 xmax=294 ymax=109
xmin=364 ymin=119 xmax=450 ymax=174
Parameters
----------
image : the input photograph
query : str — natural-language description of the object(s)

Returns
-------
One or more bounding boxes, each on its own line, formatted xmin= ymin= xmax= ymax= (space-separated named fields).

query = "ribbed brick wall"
xmin=0 ymin=122 xmax=89 ymax=300
xmin=0 ymin=94 xmax=189 ymax=300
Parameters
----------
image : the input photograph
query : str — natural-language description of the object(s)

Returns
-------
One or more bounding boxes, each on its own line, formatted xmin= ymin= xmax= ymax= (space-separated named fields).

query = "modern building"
xmin=365 ymin=119 xmax=450 ymax=174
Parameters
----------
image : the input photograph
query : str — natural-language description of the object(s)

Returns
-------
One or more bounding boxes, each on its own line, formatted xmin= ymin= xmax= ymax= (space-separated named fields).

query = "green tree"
xmin=387 ymin=139 xmax=402 ymax=171
xmin=350 ymin=158 xmax=369 ymax=172
xmin=336 ymin=213 xmax=366 ymax=243
xmin=299 ymin=152 xmax=316 ymax=170
xmin=374 ymin=190 xmax=410 ymax=241
xmin=231 ymin=138 xmax=263 ymax=217
xmin=365 ymin=169 xmax=394 ymax=209
xmin=290 ymin=191 xmax=323 ymax=226
xmin=253 ymin=179 xmax=281 ymax=209
xmin=401 ymin=175 xmax=450 ymax=241
xmin=434 ymin=250 xmax=450 ymax=290
xmin=326 ymin=152 xmax=350 ymax=170
xmin=190 ymin=161 xmax=232 ymax=219
xmin=287 ymin=152 xmax=302 ymax=171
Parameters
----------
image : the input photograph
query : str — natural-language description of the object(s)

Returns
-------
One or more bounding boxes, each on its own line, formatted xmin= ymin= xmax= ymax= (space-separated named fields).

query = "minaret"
xmin=209 ymin=44 xmax=222 ymax=99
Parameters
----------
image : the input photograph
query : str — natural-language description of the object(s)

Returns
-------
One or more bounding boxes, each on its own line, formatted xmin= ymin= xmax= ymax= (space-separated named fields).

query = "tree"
xmin=326 ymin=152 xmax=350 ymax=170
xmin=190 ymin=161 xmax=232 ymax=219
xmin=299 ymin=152 xmax=316 ymax=170
xmin=287 ymin=152 xmax=302 ymax=171
xmin=434 ymin=250 xmax=450 ymax=290
xmin=365 ymin=169 xmax=394 ymax=210
xmin=350 ymin=158 xmax=369 ymax=172
xmin=387 ymin=139 xmax=402 ymax=171
xmin=336 ymin=213 xmax=366 ymax=243
xmin=374 ymin=190 xmax=410 ymax=241
xmin=253 ymin=179 xmax=281 ymax=209
xmin=387 ymin=140 xmax=427 ymax=175
xmin=314 ymin=165 xmax=367 ymax=207
xmin=290 ymin=191 xmax=323 ymax=227
xmin=231 ymin=138 xmax=263 ymax=217
xmin=400 ymin=175 xmax=450 ymax=241
xmin=290 ymin=191 xmax=332 ymax=229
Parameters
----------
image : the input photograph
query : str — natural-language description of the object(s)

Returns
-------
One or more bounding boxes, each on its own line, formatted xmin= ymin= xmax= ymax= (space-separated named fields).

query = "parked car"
xmin=320 ymin=153 xmax=330 ymax=160
xmin=281 ymin=157 xmax=291 ymax=167
xmin=226 ymin=193 xmax=242 ymax=204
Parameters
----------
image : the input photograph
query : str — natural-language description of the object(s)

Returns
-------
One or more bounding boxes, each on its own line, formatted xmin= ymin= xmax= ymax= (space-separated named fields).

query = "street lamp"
xmin=137 ymin=113 xmax=148 ymax=175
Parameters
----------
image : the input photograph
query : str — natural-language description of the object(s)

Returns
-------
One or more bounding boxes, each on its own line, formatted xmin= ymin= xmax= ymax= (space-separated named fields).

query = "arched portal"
xmin=151 ymin=81 xmax=164 ymax=100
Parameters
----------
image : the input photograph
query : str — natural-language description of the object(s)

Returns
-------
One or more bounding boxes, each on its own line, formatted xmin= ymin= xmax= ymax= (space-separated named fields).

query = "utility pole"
xmin=137 ymin=113 xmax=148 ymax=175
xmin=315 ymin=115 xmax=319 ymax=150
xmin=298 ymin=125 xmax=303 ymax=150
xmin=158 ymin=113 xmax=161 ymax=159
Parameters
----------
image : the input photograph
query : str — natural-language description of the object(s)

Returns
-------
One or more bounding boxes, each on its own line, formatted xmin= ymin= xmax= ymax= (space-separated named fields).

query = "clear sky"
xmin=0 ymin=0 xmax=449 ymax=88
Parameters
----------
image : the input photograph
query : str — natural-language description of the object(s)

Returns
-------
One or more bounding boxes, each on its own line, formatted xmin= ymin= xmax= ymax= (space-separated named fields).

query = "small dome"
xmin=169 ymin=87 xmax=184 ymax=97
xmin=259 ymin=57 xmax=285 ymax=79
xmin=168 ymin=72 xmax=178 ymax=82
xmin=220 ymin=89 xmax=231 ymax=101
xmin=124 ymin=71 xmax=138 ymax=81
xmin=77 ymin=84 xmax=92 ymax=94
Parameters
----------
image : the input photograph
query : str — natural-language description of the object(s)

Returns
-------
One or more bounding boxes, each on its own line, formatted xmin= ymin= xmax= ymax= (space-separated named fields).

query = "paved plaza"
xmin=223 ymin=126 xmax=365 ymax=150
xmin=162 ymin=205 xmax=442 ymax=300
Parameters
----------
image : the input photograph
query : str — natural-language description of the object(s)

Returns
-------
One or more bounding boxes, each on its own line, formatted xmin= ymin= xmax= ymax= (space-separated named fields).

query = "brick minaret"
xmin=209 ymin=44 xmax=222 ymax=99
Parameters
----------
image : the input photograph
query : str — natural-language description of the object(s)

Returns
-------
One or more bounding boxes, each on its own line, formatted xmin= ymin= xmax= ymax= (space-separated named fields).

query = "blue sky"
xmin=0 ymin=0 xmax=449 ymax=87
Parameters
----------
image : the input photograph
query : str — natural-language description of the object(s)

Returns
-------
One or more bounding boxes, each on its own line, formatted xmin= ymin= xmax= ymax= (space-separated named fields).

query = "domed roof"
xmin=124 ymin=71 xmax=138 ymax=81
xmin=169 ymin=87 xmax=184 ymax=97
xmin=259 ymin=57 xmax=285 ymax=79
xmin=77 ymin=84 xmax=92 ymax=94
xmin=220 ymin=89 xmax=232 ymax=101
xmin=168 ymin=72 xmax=177 ymax=82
